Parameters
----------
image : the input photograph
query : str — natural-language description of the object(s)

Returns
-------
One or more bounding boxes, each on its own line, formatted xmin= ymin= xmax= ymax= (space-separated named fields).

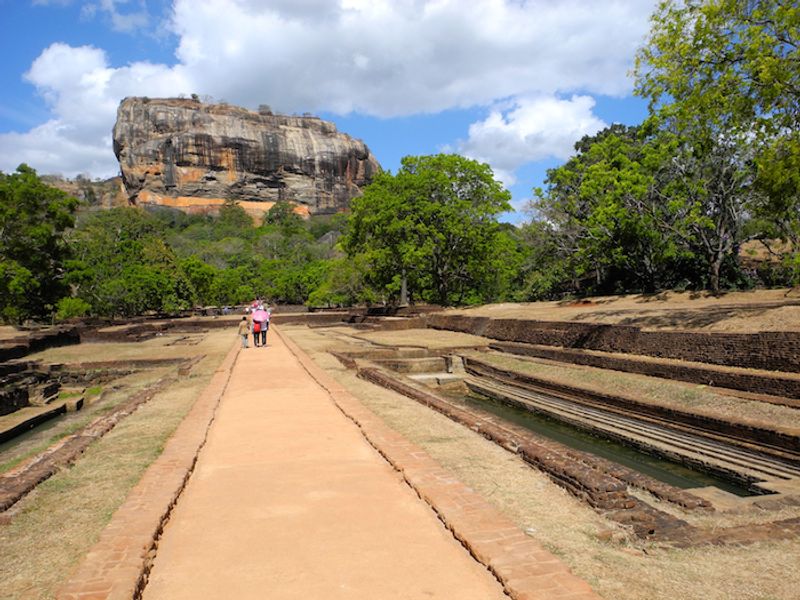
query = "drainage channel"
xmin=458 ymin=390 xmax=757 ymax=497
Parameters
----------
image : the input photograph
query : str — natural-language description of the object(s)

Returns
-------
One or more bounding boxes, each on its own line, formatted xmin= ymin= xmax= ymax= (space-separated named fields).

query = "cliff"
xmin=112 ymin=97 xmax=380 ymax=216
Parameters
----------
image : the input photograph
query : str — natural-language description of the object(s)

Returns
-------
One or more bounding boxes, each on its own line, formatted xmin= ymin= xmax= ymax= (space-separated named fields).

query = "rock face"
xmin=112 ymin=97 xmax=380 ymax=215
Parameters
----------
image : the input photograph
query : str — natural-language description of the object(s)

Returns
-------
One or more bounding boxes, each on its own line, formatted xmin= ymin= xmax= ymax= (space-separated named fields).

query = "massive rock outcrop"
xmin=112 ymin=97 xmax=380 ymax=216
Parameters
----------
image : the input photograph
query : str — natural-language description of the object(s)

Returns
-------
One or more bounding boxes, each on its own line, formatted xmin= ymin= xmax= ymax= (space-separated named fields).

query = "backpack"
xmin=253 ymin=321 xmax=261 ymax=333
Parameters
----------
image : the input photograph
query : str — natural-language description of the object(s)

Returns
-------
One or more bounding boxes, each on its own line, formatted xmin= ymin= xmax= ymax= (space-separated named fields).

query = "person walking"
xmin=237 ymin=316 xmax=250 ymax=349
xmin=260 ymin=305 xmax=272 ymax=347
xmin=252 ymin=318 xmax=261 ymax=347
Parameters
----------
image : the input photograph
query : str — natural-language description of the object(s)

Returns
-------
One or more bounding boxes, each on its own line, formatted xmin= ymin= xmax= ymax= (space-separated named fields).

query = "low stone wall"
xmin=0 ymin=387 xmax=30 ymax=417
xmin=0 ymin=374 xmax=177 ymax=512
xmin=374 ymin=357 xmax=447 ymax=374
xmin=492 ymin=342 xmax=800 ymax=402
xmin=270 ymin=312 xmax=350 ymax=326
xmin=429 ymin=315 xmax=800 ymax=373
xmin=0 ymin=326 xmax=81 ymax=362
xmin=79 ymin=317 xmax=238 ymax=342
xmin=0 ymin=404 xmax=68 ymax=446
xmin=0 ymin=370 xmax=57 ymax=416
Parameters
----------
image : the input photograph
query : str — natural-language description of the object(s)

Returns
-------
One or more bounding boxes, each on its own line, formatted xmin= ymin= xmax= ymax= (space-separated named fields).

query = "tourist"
xmin=252 ymin=318 xmax=261 ymax=347
xmin=260 ymin=305 xmax=272 ymax=346
xmin=237 ymin=316 xmax=250 ymax=349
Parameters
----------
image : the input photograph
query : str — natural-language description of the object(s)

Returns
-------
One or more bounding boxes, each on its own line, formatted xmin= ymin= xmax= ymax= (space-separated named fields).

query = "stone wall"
xmin=491 ymin=342 xmax=800 ymax=401
xmin=428 ymin=315 xmax=800 ymax=373
xmin=0 ymin=326 xmax=80 ymax=362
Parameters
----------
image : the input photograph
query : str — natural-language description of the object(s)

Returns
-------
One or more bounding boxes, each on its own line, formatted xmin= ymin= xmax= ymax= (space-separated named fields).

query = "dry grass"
xmin=0 ymin=368 xmax=170 ymax=475
xmin=354 ymin=328 xmax=492 ymax=348
xmin=0 ymin=328 xmax=235 ymax=600
xmin=29 ymin=333 xmax=207 ymax=363
xmin=470 ymin=352 xmax=800 ymax=430
xmin=0 ymin=326 xmax=21 ymax=341
xmin=282 ymin=324 xmax=800 ymax=600
xmin=446 ymin=288 xmax=800 ymax=332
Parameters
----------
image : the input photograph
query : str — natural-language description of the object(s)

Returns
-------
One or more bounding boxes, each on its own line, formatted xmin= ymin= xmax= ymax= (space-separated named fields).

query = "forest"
xmin=0 ymin=0 xmax=798 ymax=322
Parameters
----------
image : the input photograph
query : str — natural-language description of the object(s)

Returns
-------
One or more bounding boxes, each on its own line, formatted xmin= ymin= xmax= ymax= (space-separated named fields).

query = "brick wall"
xmin=491 ymin=342 xmax=800 ymax=401
xmin=428 ymin=315 xmax=800 ymax=373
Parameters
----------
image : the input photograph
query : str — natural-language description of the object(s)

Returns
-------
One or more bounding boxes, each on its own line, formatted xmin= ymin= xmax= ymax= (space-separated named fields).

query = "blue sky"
xmin=0 ymin=0 xmax=655 ymax=221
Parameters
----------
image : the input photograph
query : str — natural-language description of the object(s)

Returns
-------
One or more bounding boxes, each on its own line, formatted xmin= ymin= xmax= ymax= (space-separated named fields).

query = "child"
xmin=237 ymin=316 xmax=250 ymax=348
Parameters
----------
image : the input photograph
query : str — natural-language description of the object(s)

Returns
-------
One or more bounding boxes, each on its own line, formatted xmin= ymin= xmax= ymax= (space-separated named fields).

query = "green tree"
xmin=344 ymin=154 xmax=513 ymax=305
xmin=218 ymin=198 xmax=255 ymax=237
xmin=635 ymin=0 xmax=800 ymax=279
xmin=307 ymin=255 xmax=377 ymax=307
xmin=532 ymin=126 xmax=693 ymax=294
xmin=181 ymin=256 xmax=219 ymax=306
xmin=66 ymin=207 xmax=195 ymax=316
xmin=264 ymin=201 xmax=305 ymax=235
xmin=0 ymin=164 xmax=79 ymax=322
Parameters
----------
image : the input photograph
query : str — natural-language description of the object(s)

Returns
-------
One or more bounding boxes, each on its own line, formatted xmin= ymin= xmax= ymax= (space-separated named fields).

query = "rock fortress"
xmin=112 ymin=97 xmax=381 ymax=219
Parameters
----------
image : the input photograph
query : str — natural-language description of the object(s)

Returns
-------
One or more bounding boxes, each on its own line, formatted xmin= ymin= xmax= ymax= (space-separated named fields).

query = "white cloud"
xmin=83 ymin=1 xmax=150 ymax=33
xmin=458 ymin=95 xmax=607 ymax=186
xmin=34 ymin=0 xmax=151 ymax=33
xmin=0 ymin=43 xmax=189 ymax=176
xmin=1 ymin=0 xmax=655 ymax=177
xmin=169 ymin=0 xmax=654 ymax=116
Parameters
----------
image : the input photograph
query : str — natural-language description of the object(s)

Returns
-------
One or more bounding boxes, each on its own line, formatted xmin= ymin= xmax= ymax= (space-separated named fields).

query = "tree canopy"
xmin=343 ymin=154 xmax=517 ymax=305
xmin=635 ymin=0 xmax=800 ymax=275
xmin=0 ymin=165 xmax=78 ymax=322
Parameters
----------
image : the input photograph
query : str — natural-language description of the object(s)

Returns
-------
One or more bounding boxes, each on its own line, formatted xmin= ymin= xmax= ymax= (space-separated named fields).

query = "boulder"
xmin=112 ymin=97 xmax=380 ymax=216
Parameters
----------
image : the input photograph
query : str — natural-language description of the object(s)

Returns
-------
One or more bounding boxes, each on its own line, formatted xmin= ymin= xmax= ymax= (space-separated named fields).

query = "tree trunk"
xmin=709 ymin=258 xmax=722 ymax=294
xmin=399 ymin=269 xmax=408 ymax=306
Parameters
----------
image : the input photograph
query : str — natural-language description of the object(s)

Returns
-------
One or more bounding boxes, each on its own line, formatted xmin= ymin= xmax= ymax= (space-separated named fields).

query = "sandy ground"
xmin=445 ymin=288 xmax=800 ymax=332
xmin=281 ymin=323 xmax=800 ymax=600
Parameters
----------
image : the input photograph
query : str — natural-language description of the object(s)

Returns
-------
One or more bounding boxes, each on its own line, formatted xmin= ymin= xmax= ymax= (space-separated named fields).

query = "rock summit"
xmin=112 ymin=97 xmax=380 ymax=216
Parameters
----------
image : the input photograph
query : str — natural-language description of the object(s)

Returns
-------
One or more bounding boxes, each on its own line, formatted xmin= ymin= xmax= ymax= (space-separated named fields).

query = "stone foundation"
xmin=428 ymin=315 xmax=800 ymax=373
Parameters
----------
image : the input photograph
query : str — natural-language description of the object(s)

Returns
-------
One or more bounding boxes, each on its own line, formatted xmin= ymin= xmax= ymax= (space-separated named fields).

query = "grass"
xmin=0 ymin=370 xmax=168 ymax=476
xmin=0 ymin=328 xmax=235 ymax=600
xmin=446 ymin=288 xmax=800 ymax=333
xmin=355 ymin=328 xmax=492 ymax=349
xmin=282 ymin=324 xmax=800 ymax=600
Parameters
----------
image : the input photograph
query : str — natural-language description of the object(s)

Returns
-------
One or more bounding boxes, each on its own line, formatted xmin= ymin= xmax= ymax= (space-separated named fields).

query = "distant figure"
xmin=237 ymin=316 xmax=250 ymax=348
xmin=252 ymin=319 xmax=262 ymax=347
xmin=251 ymin=303 xmax=271 ymax=347
xmin=260 ymin=305 xmax=272 ymax=346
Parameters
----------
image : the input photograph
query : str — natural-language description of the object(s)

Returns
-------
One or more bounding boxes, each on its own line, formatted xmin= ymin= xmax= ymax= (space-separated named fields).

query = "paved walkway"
xmin=142 ymin=330 xmax=507 ymax=599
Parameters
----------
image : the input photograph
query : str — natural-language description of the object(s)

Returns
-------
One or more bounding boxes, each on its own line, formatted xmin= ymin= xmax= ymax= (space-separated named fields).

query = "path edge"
xmin=56 ymin=340 xmax=241 ymax=600
xmin=277 ymin=326 xmax=601 ymax=600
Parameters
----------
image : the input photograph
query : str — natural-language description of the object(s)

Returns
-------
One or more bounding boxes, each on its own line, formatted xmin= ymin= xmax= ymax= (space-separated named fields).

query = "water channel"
xmin=459 ymin=392 xmax=756 ymax=497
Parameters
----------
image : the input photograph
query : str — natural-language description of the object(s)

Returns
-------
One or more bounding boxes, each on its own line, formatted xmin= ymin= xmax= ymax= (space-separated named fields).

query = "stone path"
xmin=141 ymin=330 xmax=507 ymax=599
